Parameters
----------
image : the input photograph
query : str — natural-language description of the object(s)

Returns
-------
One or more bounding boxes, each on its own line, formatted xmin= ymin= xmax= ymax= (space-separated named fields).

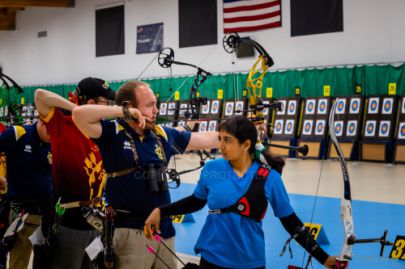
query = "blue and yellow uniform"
xmin=0 ymin=123 xmax=52 ymax=202
xmin=0 ymin=122 xmax=52 ymax=269
xmin=94 ymin=119 xmax=191 ymax=238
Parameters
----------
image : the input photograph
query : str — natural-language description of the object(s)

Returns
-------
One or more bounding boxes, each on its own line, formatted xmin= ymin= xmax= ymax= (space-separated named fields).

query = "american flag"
xmin=223 ymin=0 xmax=282 ymax=33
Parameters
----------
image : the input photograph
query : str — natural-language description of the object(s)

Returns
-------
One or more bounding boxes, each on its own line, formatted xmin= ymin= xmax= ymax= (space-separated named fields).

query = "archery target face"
xmin=159 ymin=103 xmax=167 ymax=115
xmin=378 ymin=121 xmax=391 ymax=137
xmin=273 ymin=119 xmax=284 ymax=135
xmin=199 ymin=121 xmax=207 ymax=132
xmin=336 ymin=99 xmax=346 ymax=114
xmin=167 ymin=102 xmax=176 ymax=116
xmin=382 ymin=98 xmax=394 ymax=115
xmin=334 ymin=121 xmax=344 ymax=137
xmin=350 ymin=97 xmax=361 ymax=114
xmin=202 ymin=100 xmax=210 ymax=114
xmin=262 ymin=100 xmax=269 ymax=115
xmin=287 ymin=100 xmax=297 ymax=115
xmin=208 ymin=120 xmax=217 ymax=131
xmin=22 ymin=106 xmax=27 ymax=117
xmin=225 ymin=102 xmax=234 ymax=116
xmin=305 ymin=99 xmax=316 ymax=115
xmin=277 ymin=100 xmax=287 ymax=115
xmin=368 ymin=97 xmax=379 ymax=114
xmin=177 ymin=121 xmax=186 ymax=127
xmin=317 ymin=99 xmax=328 ymax=115
xmin=211 ymin=100 xmax=220 ymax=114
xmin=398 ymin=122 xmax=405 ymax=139
xmin=315 ymin=120 xmax=326 ymax=135
xmin=346 ymin=120 xmax=358 ymax=137
xmin=302 ymin=120 xmax=313 ymax=135
xmin=284 ymin=119 xmax=295 ymax=135
xmin=179 ymin=103 xmax=188 ymax=116
xmin=364 ymin=120 xmax=377 ymax=137
xmin=27 ymin=105 xmax=34 ymax=117
xmin=235 ymin=101 xmax=244 ymax=115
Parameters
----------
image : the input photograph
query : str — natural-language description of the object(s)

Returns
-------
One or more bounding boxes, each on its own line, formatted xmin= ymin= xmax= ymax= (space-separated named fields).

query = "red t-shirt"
xmin=43 ymin=108 xmax=106 ymax=229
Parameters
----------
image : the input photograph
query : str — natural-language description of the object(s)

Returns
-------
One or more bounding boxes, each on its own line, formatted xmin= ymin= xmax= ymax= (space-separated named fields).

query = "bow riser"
xmin=339 ymin=198 xmax=354 ymax=261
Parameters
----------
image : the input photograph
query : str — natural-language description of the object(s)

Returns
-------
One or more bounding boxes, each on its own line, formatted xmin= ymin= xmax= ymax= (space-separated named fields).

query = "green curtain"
xmin=14 ymin=63 xmax=405 ymax=106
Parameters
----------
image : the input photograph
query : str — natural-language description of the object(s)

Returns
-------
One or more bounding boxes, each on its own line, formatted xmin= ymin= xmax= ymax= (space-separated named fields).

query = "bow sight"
xmin=158 ymin=47 xmax=211 ymax=119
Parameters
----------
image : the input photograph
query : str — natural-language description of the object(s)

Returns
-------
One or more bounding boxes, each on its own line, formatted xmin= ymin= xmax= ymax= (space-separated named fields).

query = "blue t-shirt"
xmin=193 ymin=158 xmax=294 ymax=268
xmin=0 ymin=123 xmax=52 ymax=202
xmin=94 ymin=120 xmax=191 ymax=237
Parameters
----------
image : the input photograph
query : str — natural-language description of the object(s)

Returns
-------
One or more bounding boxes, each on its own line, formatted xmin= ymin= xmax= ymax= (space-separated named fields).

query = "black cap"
xmin=76 ymin=77 xmax=115 ymax=101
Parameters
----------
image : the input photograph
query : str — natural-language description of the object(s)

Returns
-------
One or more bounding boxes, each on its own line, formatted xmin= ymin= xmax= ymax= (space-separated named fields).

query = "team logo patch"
xmin=24 ymin=144 xmax=32 ymax=153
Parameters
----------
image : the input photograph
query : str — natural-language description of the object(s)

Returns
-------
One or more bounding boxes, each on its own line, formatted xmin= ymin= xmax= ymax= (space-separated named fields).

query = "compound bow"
xmin=156 ymin=47 xmax=215 ymax=187
xmin=158 ymin=47 xmax=211 ymax=120
xmin=222 ymin=33 xmax=306 ymax=155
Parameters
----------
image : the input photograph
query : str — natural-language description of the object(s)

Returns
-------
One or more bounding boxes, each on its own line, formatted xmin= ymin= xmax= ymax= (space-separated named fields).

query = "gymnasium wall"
xmin=0 ymin=0 xmax=404 ymax=86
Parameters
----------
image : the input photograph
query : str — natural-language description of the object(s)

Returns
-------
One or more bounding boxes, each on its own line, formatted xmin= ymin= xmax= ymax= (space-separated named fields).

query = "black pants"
xmin=200 ymin=257 xmax=265 ymax=269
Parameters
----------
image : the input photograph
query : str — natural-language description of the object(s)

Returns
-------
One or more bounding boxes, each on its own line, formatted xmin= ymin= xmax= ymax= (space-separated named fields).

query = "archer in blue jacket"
xmin=0 ymin=120 xmax=52 ymax=268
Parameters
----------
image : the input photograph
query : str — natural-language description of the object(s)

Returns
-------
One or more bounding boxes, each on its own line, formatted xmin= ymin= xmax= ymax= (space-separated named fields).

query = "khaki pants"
xmin=9 ymin=214 xmax=40 ymax=269
xmin=113 ymin=228 xmax=176 ymax=269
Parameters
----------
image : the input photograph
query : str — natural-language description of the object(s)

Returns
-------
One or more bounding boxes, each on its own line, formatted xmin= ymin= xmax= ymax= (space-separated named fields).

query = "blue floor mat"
xmin=170 ymin=183 xmax=405 ymax=269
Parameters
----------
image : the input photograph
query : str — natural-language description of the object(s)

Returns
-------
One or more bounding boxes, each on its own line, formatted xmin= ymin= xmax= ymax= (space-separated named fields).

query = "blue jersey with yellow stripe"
xmin=0 ymin=123 xmax=52 ymax=201
xmin=94 ymin=119 xmax=191 ymax=238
